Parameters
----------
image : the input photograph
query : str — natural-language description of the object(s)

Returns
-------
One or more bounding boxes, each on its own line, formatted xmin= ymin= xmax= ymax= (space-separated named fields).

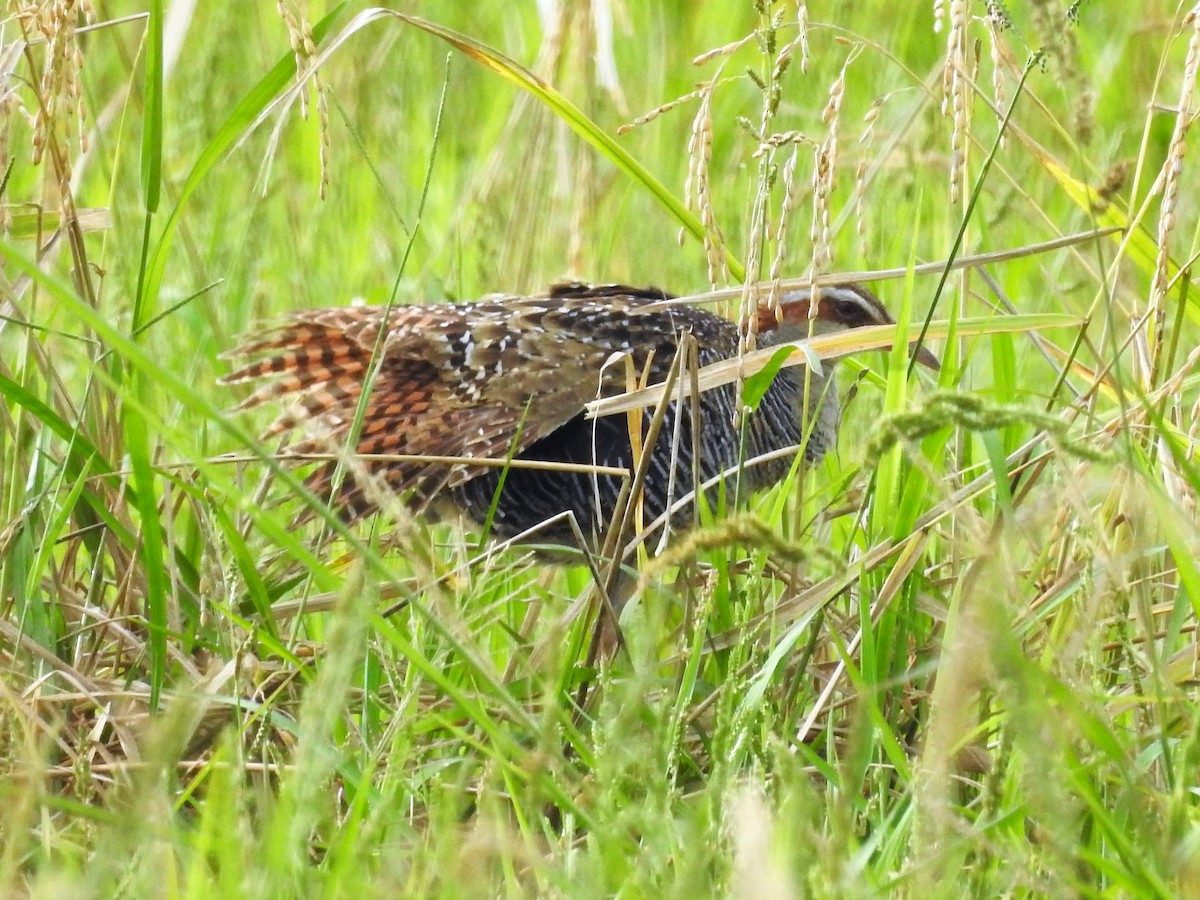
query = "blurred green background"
xmin=4 ymin=2 xmax=1200 ymax=895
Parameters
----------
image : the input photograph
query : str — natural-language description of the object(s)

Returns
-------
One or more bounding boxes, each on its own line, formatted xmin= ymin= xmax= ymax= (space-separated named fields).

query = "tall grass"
xmin=2 ymin=1 xmax=1199 ymax=896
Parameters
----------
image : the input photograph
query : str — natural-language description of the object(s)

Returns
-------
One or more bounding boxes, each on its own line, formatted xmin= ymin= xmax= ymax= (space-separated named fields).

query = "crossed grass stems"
xmin=218 ymin=228 xmax=1111 ymax=735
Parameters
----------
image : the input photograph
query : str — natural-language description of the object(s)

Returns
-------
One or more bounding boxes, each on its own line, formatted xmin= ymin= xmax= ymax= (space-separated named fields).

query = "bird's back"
xmin=222 ymin=283 xmax=832 ymax=543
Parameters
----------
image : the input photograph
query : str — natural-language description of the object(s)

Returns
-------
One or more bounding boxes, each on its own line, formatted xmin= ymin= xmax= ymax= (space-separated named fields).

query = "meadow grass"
xmin=2 ymin=1 xmax=1200 ymax=896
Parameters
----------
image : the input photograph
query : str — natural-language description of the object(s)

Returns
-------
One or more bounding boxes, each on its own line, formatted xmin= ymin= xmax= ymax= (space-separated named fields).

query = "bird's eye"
xmin=834 ymin=298 xmax=866 ymax=324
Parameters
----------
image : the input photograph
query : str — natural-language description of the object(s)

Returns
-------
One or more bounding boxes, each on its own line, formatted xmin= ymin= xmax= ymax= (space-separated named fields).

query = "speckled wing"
xmin=222 ymin=294 xmax=683 ymax=516
xmin=354 ymin=298 xmax=687 ymax=506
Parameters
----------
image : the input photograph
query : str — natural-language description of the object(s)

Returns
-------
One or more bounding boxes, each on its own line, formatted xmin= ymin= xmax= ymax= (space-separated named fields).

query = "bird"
xmin=220 ymin=281 xmax=937 ymax=553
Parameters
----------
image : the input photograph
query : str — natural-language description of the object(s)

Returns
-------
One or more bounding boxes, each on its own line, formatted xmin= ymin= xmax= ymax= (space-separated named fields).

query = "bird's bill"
xmin=910 ymin=342 xmax=940 ymax=371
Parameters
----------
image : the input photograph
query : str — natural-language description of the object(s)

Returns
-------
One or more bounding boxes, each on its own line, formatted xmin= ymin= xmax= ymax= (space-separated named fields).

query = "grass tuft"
xmin=3 ymin=2 xmax=1200 ymax=895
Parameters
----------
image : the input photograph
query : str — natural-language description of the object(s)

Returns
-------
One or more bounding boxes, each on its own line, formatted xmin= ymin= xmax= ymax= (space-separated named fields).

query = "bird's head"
xmin=754 ymin=283 xmax=939 ymax=370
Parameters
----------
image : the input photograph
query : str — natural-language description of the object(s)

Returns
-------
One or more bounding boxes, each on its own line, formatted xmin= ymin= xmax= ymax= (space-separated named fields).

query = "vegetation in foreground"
xmin=2 ymin=1 xmax=1200 ymax=896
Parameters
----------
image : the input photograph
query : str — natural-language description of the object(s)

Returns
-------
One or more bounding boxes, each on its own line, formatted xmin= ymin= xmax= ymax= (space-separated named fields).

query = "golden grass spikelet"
xmin=617 ymin=83 xmax=709 ymax=136
xmin=795 ymin=1 xmax=810 ymax=74
xmin=684 ymin=76 xmax=728 ymax=288
xmin=943 ymin=0 xmax=970 ymax=205
xmin=769 ymin=5 xmax=812 ymax=80
xmin=692 ymin=34 xmax=755 ymax=67
xmin=768 ymin=146 xmax=802 ymax=305
xmin=276 ymin=0 xmax=331 ymax=198
xmin=18 ymin=0 xmax=94 ymax=185
xmin=984 ymin=2 xmax=1013 ymax=145
xmin=809 ymin=47 xmax=858 ymax=276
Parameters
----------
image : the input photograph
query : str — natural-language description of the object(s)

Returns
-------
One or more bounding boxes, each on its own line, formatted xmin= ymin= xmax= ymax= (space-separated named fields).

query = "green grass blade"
xmin=392 ymin=13 xmax=744 ymax=281
xmin=140 ymin=3 xmax=349 ymax=310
